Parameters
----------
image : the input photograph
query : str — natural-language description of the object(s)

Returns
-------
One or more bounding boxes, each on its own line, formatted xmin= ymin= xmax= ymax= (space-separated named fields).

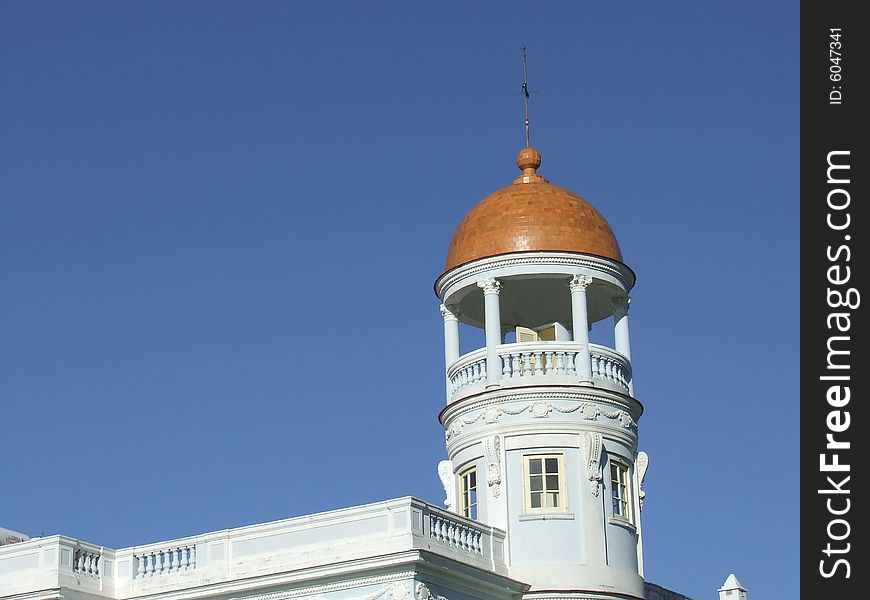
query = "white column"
xmin=478 ymin=278 xmax=502 ymax=387
xmin=440 ymin=304 xmax=460 ymax=400
xmin=612 ymin=297 xmax=633 ymax=394
xmin=440 ymin=304 xmax=460 ymax=365
xmin=569 ymin=275 xmax=594 ymax=382
xmin=612 ymin=297 xmax=632 ymax=359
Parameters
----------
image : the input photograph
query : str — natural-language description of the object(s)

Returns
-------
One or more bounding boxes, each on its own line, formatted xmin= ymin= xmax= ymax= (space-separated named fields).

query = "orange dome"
xmin=445 ymin=148 xmax=622 ymax=271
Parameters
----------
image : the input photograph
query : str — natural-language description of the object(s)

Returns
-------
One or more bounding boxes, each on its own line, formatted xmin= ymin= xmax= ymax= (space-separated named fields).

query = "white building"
xmin=0 ymin=147 xmax=741 ymax=600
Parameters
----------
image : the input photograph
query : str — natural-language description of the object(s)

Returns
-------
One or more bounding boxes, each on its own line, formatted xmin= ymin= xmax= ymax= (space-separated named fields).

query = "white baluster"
xmin=502 ymin=354 xmax=510 ymax=377
xmin=190 ymin=545 xmax=196 ymax=569
xmin=521 ymin=352 xmax=531 ymax=376
xmin=169 ymin=547 xmax=177 ymax=572
xmin=555 ymin=352 xmax=565 ymax=375
xmin=511 ymin=353 xmax=520 ymax=377
xmin=545 ymin=351 xmax=554 ymax=374
xmin=136 ymin=554 xmax=145 ymax=578
xmin=534 ymin=351 xmax=543 ymax=376
xmin=480 ymin=360 xmax=487 ymax=381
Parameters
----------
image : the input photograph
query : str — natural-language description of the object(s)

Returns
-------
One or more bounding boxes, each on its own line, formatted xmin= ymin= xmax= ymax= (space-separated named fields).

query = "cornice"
xmin=231 ymin=572 xmax=416 ymax=600
xmin=434 ymin=252 xmax=635 ymax=299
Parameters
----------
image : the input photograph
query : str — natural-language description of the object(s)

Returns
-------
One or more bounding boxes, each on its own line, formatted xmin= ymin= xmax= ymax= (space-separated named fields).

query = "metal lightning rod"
xmin=522 ymin=45 xmax=531 ymax=148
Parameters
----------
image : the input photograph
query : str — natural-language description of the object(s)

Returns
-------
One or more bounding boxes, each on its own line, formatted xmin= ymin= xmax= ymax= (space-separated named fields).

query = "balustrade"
xmin=429 ymin=512 xmax=483 ymax=556
xmin=72 ymin=548 xmax=100 ymax=576
xmin=447 ymin=342 xmax=631 ymax=398
xmin=135 ymin=545 xmax=195 ymax=578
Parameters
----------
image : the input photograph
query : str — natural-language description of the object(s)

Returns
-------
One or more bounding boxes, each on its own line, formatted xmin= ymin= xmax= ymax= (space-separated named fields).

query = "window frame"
xmin=459 ymin=466 xmax=478 ymax=520
xmin=609 ymin=457 xmax=633 ymax=523
xmin=522 ymin=453 xmax=568 ymax=513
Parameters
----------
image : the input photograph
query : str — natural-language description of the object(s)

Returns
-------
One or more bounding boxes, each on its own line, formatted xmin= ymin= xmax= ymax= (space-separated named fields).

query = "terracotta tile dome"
xmin=445 ymin=147 xmax=622 ymax=271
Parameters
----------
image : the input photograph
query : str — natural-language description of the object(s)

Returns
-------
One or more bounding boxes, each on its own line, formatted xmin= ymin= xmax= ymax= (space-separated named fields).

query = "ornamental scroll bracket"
xmin=484 ymin=435 xmax=502 ymax=498
xmin=636 ymin=451 xmax=649 ymax=510
xmin=583 ymin=431 xmax=603 ymax=496
xmin=437 ymin=460 xmax=455 ymax=513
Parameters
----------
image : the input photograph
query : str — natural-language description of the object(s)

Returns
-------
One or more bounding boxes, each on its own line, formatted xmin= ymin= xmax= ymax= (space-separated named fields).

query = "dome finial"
xmin=514 ymin=146 xmax=547 ymax=184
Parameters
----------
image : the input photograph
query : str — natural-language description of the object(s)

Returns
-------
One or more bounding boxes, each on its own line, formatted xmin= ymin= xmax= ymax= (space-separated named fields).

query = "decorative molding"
xmin=524 ymin=596 xmax=610 ymax=600
xmin=435 ymin=253 xmax=635 ymax=299
xmin=441 ymin=388 xmax=640 ymax=425
xmin=445 ymin=401 xmax=636 ymax=441
xmin=636 ymin=451 xmax=649 ymax=510
xmin=437 ymin=460 xmax=455 ymax=512
xmin=232 ymin=573 xmax=416 ymax=600
xmin=583 ymin=432 xmax=603 ymax=496
xmin=569 ymin=274 xmax=594 ymax=293
xmin=476 ymin=278 xmax=501 ymax=295
xmin=483 ymin=436 xmax=502 ymax=498
xmin=415 ymin=582 xmax=447 ymax=600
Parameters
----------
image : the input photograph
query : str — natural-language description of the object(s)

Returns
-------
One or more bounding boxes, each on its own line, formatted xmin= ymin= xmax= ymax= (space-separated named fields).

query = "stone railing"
xmin=447 ymin=342 xmax=631 ymax=398
xmin=73 ymin=546 xmax=102 ymax=577
xmin=0 ymin=498 xmax=509 ymax=600
xmin=134 ymin=543 xmax=196 ymax=578
xmin=427 ymin=509 xmax=484 ymax=556
xmin=590 ymin=345 xmax=632 ymax=390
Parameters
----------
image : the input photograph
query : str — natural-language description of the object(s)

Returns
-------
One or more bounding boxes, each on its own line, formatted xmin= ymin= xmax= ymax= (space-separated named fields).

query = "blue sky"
xmin=1 ymin=2 xmax=798 ymax=599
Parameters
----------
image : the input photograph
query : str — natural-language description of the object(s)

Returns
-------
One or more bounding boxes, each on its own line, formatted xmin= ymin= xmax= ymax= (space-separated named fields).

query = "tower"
xmin=435 ymin=146 xmax=646 ymax=599
xmin=718 ymin=574 xmax=748 ymax=600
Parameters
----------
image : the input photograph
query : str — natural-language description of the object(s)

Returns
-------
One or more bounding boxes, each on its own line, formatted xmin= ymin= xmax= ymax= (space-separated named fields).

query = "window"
xmin=524 ymin=454 xmax=566 ymax=512
xmin=610 ymin=459 xmax=632 ymax=521
xmin=460 ymin=467 xmax=478 ymax=519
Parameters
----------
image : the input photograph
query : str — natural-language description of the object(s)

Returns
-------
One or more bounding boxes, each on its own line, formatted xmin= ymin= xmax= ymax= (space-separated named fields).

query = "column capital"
xmin=440 ymin=303 xmax=459 ymax=321
xmin=477 ymin=278 xmax=501 ymax=295
xmin=610 ymin=296 xmax=631 ymax=316
xmin=569 ymin=274 xmax=594 ymax=292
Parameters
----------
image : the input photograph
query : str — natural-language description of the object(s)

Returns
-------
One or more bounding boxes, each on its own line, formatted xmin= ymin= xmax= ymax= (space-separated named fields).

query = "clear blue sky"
xmin=1 ymin=2 xmax=798 ymax=599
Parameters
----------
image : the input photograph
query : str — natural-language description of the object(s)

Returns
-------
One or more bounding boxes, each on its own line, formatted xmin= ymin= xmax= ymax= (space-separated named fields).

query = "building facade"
xmin=1 ymin=147 xmax=739 ymax=600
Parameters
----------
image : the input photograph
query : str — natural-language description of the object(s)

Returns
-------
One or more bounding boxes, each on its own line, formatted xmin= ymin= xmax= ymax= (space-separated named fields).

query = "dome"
xmin=444 ymin=147 xmax=622 ymax=271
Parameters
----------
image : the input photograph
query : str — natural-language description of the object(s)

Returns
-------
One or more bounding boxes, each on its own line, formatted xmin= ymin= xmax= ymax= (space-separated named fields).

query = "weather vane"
xmin=521 ymin=45 xmax=531 ymax=147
